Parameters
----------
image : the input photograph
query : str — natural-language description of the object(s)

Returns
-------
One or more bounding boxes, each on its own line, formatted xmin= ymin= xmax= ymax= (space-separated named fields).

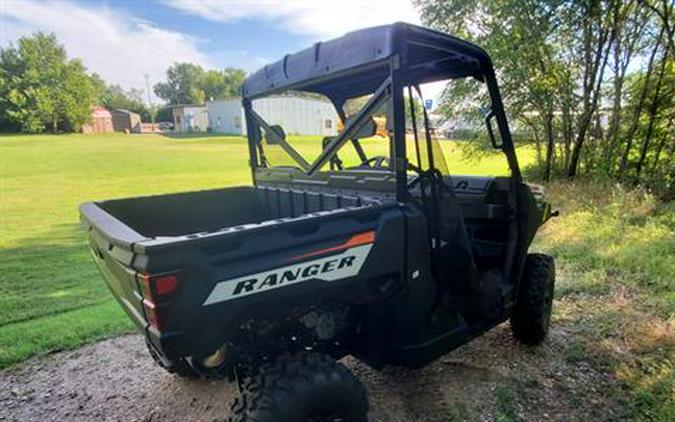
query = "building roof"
xmin=111 ymin=108 xmax=140 ymax=116
xmin=166 ymin=104 xmax=206 ymax=110
xmin=207 ymin=94 xmax=333 ymax=107
xmin=91 ymin=106 xmax=112 ymax=118
xmin=242 ymin=22 xmax=491 ymax=102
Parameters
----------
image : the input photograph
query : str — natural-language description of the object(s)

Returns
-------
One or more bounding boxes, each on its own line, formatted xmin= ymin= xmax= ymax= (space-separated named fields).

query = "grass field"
xmin=0 ymin=133 xmax=252 ymax=368
xmin=1 ymin=133 xmax=672 ymax=419
xmin=535 ymin=183 xmax=674 ymax=421
xmin=0 ymin=132 xmax=525 ymax=368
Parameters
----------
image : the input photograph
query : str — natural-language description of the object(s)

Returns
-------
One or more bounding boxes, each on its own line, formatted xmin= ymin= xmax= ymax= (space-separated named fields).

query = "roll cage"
xmin=242 ymin=22 xmax=521 ymax=202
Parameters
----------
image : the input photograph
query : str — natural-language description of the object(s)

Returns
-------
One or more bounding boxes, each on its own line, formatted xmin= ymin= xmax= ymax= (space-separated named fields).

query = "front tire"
xmin=229 ymin=352 xmax=368 ymax=422
xmin=511 ymin=253 xmax=555 ymax=345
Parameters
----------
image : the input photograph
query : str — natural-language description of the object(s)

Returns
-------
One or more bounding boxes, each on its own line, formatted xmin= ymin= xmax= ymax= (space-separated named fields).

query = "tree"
xmin=57 ymin=59 xmax=98 ymax=131
xmin=154 ymin=63 xmax=205 ymax=105
xmin=153 ymin=63 xmax=246 ymax=105
xmin=0 ymin=32 xmax=97 ymax=133
xmin=618 ymin=24 xmax=666 ymax=177
xmin=415 ymin=0 xmax=674 ymax=196
xmin=202 ymin=68 xmax=246 ymax=100
xmin=416 ymin=0 xmax=573 ymax=180
xmin=566 ymin=0 xmax=615 ymax=177
xmin=97 ymin=84 xmax=151 ymax=121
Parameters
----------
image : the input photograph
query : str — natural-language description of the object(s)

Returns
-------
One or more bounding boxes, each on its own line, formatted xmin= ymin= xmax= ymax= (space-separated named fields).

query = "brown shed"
xmin=81 ymin=106 xmax=113 ymax=134
xmin=111 ymin=109 xmax=142 ymax=133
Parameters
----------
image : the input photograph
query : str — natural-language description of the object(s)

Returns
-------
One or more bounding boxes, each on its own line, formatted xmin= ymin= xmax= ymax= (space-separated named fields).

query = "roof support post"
xmin=243 ymin=98 xmax=261 ymax=183
xmin=484 ymin=69 xmax=521 ymax=182
xmin=389 ymin=54 xmax=408 ymax=202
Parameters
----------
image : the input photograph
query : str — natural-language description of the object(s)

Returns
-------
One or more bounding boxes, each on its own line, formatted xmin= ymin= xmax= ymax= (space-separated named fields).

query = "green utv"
xmin=81 ymin=23 xmax=556 ymax=421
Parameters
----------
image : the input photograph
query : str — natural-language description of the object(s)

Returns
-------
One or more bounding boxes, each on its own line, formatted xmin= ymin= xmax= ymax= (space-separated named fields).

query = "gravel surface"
xmin=0 ymin=323 xmax=624 ymax=421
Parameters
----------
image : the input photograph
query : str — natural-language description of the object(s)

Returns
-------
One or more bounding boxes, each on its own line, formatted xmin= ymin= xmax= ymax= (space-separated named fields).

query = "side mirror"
xmin=484 ymin=110 xmax=503 ymax=149
xmin=265 ymin=124 xmax=286 ymax=145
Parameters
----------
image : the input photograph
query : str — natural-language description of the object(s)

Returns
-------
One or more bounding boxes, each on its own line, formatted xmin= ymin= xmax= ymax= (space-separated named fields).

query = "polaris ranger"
xmin=80 ymin=23 xmax=556 ymax=421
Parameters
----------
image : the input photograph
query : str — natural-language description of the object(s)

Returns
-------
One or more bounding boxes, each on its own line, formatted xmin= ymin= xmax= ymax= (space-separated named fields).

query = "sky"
xmin=0 ymin=0 xmax=445 ymax=105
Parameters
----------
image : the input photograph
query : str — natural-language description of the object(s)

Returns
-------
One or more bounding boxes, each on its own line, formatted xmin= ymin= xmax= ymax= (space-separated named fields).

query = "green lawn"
xmin=0 ymin=132 xmax=527 ymax=368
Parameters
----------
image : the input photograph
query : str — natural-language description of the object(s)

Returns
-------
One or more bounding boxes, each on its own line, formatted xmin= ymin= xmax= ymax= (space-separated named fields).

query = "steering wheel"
xmin=360 ymin=156 xmax=390 ymax=169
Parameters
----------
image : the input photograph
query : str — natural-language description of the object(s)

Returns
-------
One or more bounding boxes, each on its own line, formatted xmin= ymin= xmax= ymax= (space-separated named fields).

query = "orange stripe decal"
xmin=292 ymin=231 xmax=376 ymax=261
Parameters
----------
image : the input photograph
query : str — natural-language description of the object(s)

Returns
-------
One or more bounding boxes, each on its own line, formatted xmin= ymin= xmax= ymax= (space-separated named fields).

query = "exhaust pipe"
xmin=201 ymin=346 xmax=227 ymax=368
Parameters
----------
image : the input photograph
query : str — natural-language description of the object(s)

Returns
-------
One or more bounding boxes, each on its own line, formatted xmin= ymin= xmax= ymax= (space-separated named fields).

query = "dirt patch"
xmin=0 ymin=323 xmax=625 ymax=421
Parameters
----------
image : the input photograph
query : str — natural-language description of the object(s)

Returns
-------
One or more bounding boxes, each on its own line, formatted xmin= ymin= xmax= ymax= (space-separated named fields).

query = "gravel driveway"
xmin=0 ymin=323 xmax=625 ymax=421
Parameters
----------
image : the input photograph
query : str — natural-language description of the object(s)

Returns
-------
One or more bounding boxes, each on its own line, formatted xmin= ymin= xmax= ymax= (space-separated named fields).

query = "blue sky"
xmin=112 ymin=0 xmax=311 ymax=65
xmin=0 ymin=0 xmax=427 ymax=103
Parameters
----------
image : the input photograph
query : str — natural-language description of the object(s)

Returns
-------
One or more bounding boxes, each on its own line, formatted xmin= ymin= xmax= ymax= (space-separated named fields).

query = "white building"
xmin=172 ymin=105 xmax=209 ymax=133
xmin=207 ymin=100 xmax=245 ymax=134
xmin=207 ymin=96 xmax=339 ymax=136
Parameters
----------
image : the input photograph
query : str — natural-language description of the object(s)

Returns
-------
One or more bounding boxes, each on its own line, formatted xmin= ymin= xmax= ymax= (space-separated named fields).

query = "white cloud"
xmin=0 ymin=0 xmax=213 ymax=103
xmin=160 ymin=1 xmax=448 ymax=101
xmin=163 ymin=0 xmax=421 ymax=38
xmin=0 ymin=0 xmax=443 ymax=104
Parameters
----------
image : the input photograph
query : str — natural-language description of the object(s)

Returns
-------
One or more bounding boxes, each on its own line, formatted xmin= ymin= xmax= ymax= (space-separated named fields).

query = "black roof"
xmin=242 ymin=22 xmax=492 ymax=103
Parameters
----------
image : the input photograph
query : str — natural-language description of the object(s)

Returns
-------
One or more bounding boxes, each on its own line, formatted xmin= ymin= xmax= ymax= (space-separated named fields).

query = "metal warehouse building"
xmin=207 ymin=96 xmax=339 ymax=136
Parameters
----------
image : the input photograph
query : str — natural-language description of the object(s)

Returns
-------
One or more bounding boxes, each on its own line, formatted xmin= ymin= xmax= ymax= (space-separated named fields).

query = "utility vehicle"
xmin=81 ymin=23 xmax=556 ymax=421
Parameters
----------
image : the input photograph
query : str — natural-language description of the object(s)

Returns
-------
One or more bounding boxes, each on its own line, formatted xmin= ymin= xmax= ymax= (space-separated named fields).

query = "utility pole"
xmin=144 ymin=74 xmax=155 ymax=131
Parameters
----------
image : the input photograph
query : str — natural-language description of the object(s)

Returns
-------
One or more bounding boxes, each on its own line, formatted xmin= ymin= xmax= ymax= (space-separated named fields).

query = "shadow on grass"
xmin=0 ymin=223 xmax=111 ymax=326
xmin=0 ymin=222 xmax=134 ymax=369
xmin=0 ymin=300 xmax=133 ymax=369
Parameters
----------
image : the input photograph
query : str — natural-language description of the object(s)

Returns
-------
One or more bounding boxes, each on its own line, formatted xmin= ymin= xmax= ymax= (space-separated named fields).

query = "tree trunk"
xmin=561 ymin=95 xmax=573 ymax=169
xmin=524 ymin=116 xmax=543 ymax=166
xmin=645 ymin=0 xmax=675 ymax=60
xmin=618 ymin=26 xmax=665 ymax=177
xmin=650 ymin=132 xmax=668 ymax=174
xmin=543 ymin=111 xmax=555 ymax=181
xmin=606 ymin=1 xmax=644 ymax=170
xmin=586 ymin=111 xmax=604 ymax=172
xmin=567 ymin=20 xmax=614 ymax=178
xmin=635 ymin=54 xmax=668 ymax=179
xmin=605 ymin=2 xmax=623 ymax=154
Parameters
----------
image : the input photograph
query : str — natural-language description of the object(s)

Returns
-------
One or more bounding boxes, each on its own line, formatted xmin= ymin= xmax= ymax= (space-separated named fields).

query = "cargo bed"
xmin=80 ymin=185 xmax=399 ymax=359
xmin=84 ymin=186 xmax=379 ymax=240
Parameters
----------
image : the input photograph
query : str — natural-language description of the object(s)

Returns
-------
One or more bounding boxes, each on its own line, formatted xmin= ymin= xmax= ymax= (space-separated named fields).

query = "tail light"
xmin=139 ymin=273 xmax=179 ymax=298
xmin=142 ymin=299 xmax=160 ymax=329
xmin=138 ymin=272 xmax=179 ymax=330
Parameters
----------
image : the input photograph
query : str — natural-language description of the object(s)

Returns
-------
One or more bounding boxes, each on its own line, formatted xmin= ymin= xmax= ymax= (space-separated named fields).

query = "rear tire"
xmin=229 ymin=352 xmax=368 ymax=422
xmin=511 ymin=253 xmax=555 ymax=345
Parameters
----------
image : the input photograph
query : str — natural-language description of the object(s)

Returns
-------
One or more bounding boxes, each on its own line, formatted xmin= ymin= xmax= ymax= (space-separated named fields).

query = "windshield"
xmin=250 ymin=93 xmax=332 ymax=168
xmin=250 ymin=87 xmax=393 ymax=172
xmin=247 ymin=78 xmax=512 ymax=179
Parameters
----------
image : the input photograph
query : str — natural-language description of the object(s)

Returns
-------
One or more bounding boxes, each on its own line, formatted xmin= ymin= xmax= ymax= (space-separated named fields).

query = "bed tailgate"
xmin=80 ymin=201 xmax=149 ymax=332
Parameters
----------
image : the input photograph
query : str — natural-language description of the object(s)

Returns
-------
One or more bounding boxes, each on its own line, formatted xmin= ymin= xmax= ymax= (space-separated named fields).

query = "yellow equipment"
xmin=338 ymin=116 xmax=388 ymax=138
